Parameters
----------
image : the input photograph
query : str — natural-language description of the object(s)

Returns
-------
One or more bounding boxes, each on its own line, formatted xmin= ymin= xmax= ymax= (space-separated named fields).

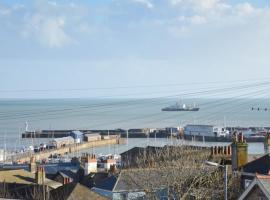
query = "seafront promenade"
xmin=10 ymin=137 xmax=126 ymax=163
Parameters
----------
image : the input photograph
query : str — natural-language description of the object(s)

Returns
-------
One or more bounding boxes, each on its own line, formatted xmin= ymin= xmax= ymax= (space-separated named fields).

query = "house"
xmin=0 ymin=168 xmax=62 ymax=189
xmin=238 ymin=175 xmax=270 ymax=200
xmin=92 ymin=169 xmax=170 ymax=200
xmin=0 ymin=167 xmax=62 ymax=199
xmin=84 ymin=133 xmax=102 ymax=142
xmin=120 ymin=145 xmax=206 ymax=168
xmin=70 ymin=131 xmax=84 ymax=144
xmin=241 ymin=154 xmax=270 ymax=189
xmin=50 ymin=182 xmax=108 ymax=200
xmin=1 ymin=160 xmax=82 ymax=181
xmin=120 ymin=146 xmax=163 ymax=168
xmin=50 ymin=136 xmax=75 ymax=148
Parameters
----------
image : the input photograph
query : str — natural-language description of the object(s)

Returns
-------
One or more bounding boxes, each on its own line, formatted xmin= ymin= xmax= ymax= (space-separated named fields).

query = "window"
xmin=244 ymin=179 xmax=252 ymax=189
xmin=120 ymin=193 xmax=127 ymax=200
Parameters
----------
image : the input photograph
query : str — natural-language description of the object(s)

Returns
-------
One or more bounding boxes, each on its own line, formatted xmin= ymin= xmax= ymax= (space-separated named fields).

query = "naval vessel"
xmin=162 ymin=102 xmax=199 ymax=111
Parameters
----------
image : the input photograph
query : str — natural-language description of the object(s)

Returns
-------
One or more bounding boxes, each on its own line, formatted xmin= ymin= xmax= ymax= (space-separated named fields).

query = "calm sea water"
xmin=0 ymin=98 xmax=269 ymax=152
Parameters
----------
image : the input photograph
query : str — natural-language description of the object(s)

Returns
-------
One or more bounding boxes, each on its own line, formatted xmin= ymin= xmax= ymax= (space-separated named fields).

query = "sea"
xmin=0 ymin=98 xmax=269 ymax=154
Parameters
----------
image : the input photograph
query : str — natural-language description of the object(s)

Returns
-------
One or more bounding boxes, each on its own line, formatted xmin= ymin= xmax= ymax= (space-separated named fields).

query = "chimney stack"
xmin=35 ymin=165 xmax=46 ymax=185
xmin=231 ymin=132 xmax=248 ymax=171
xmin=264 ymin=133 xmax=270 ymax=154
xmin=29 ymin=156 xmax=36 ymax=173
xmin=84 ymin=154 xmax=97 ymax=175
xmin=105 ymin=156 xmax=116 ymax=171
xmin=63 ymin=177 xmax=70 ymax=185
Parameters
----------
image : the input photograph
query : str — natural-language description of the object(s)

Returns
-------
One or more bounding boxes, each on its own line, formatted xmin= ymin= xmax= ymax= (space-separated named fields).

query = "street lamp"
xmin=205 ymin=161 xmax=228 ymax=200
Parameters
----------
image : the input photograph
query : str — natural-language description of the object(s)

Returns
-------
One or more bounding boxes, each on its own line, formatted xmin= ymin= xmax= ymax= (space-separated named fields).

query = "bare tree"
xmin=121 ymin=145 xmax=242 ymax=200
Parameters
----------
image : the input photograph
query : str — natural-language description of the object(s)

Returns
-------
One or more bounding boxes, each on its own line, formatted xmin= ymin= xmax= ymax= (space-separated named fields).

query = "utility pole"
xmin=225 ymin=165 xmax=228 ymax=200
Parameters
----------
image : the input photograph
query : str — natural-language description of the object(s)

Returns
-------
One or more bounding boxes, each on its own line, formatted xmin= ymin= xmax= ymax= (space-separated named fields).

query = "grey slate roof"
xmin=113 ymin=169 xmax=168 ymax=192
xmin=81 ymin=172 xmax=109 ymax=188
xmin=239 ymin=177 xmax=270 ymax=200
xmin=0 ymin=163 xmax=80 ymax=175
xmin=243 ymin=154 xmax=270 ymax=174
xmin=59 ymin=170 xmax=78 ymax=180
xmin=50 ymin=182 xmax=108 ymax=200
xmin=95 ymin=175 xmax=117 ymax=191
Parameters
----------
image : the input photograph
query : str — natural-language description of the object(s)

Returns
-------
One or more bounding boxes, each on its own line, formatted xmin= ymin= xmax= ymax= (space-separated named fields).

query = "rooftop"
xmin=84 ymin=133 xmax=101 ymax=137
xmin=0 ymin=169 xmax=62 ymax=189
xmin=52 ymin=136 xmax=74 ymax=142
xmin=71 ymin=130 xmax=84 ymax=136
xmin=239 ymin=176 xmax=270 ymax=200
xmin=50 ymin=182 xmax=108 ymax=200
xmin=243 ymin=153 xmax=270 ymax=174
xmin=1 ymin=162 xmax=80 ymax=175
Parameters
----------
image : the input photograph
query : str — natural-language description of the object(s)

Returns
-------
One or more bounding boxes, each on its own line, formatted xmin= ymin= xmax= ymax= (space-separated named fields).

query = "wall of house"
xmin=113 ymin=192 xmax=145 ymax=200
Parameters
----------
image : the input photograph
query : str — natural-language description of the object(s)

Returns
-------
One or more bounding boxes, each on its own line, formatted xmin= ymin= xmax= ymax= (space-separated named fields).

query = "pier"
xmin=11 ymin=138 xmax=126 ymax=163
xmin=22 ymin=129 xmax=125 ymax=138
xmin=21 ymin=126 xmax=269 ymax=142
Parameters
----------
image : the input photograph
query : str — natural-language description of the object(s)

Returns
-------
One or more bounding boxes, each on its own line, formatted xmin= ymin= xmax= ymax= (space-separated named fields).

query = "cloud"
xmin=0 ymin=3 xmax=24 ymax=16
xmin=0 ymin=1 xmax=92 ymax=48
xmin=38 ymin=17 xmax=73 ymax=48
xmin=177 ymin=15 xmax=207 ymax=24
xmin=166 ymin=0 xmax=270 ymax=38
xmin=22 ymin=13 xmax=73 ymax=48
xmin=0 ymin=6 xmax=11 ymax=15
xmin=169 ymin=0 xmax=226 ymax=10
xmin=132 ymin=0 xmax=154 ymax=9
xmin=235 ymin=2 xmax=256 ymax=16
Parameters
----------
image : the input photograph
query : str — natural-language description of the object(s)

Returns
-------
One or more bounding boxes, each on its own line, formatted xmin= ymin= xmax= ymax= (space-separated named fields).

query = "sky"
xmin=0 ymin=0 xmax=270 ymax=98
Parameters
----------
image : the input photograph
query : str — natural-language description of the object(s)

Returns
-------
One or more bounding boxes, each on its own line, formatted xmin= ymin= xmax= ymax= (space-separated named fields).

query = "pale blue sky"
xmin=1 ymin=0 xmax=270 ymax=98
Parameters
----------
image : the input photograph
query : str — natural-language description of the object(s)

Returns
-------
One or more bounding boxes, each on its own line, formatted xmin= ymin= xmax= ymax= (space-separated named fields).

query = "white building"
xmin=50 ymin=136 xmax=74 ymax=148
xmin=184 ymin=124 xmax=229 ymax=137
xmin=84 ymin=133 xmax=101 ymax=142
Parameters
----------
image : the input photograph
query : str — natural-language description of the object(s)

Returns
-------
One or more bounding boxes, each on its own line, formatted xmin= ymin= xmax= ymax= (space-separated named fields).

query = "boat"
xmin=162 ymin=102 xmax=199 ymax=111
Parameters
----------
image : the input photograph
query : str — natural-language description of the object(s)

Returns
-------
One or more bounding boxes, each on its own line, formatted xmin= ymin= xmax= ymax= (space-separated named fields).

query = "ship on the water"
xmin=162 ymin=102 xmax=199 ymax=111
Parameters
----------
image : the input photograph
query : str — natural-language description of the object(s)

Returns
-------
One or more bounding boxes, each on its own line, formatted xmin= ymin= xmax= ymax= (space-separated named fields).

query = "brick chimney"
xmin=35 ymin=165 xmax=46 ymax=185
xmin=84 ymin=154 xmax=97 ymax=175
xmin=231 ymin=132 xmax=248 ymax=171
xmin=29 ymin=156 xmax=36 ymax=173
xmin=63 ymin=177 xmax=70 ymax=185
xmin=104 ymin=156 xmax=116 ymax=171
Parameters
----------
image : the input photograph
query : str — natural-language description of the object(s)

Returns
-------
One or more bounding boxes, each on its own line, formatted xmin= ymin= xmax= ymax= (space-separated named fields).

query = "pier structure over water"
xmin=11 ymin=137 xmax=126 ymax=163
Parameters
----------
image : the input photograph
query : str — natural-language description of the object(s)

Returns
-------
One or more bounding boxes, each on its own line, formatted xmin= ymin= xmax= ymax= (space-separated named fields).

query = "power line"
xmin=0 ymin=77 xmax=269 ymax=93
xmin=0 ymin=80 xmax=269 ymax=121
